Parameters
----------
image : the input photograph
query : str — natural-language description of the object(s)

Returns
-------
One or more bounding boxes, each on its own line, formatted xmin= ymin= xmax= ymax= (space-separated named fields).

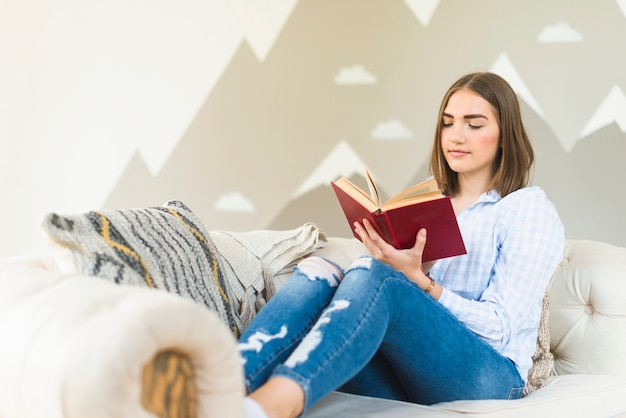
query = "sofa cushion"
xmin=549 ymin=239 xmax=626 ymax=376
xmin=307 ymin=374 xmax=626 ymax=417
xmin=41 ymin=200 xmax=241 ymax=335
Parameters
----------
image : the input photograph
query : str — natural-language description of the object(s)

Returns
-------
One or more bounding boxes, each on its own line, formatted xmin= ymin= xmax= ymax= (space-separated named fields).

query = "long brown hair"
xmin=429 ymin=72 xmax=534 ymax=197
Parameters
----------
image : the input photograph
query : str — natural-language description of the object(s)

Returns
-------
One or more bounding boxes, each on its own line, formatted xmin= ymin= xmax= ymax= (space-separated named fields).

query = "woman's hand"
xmin=353 ymin=219 xmax=436 ymax=290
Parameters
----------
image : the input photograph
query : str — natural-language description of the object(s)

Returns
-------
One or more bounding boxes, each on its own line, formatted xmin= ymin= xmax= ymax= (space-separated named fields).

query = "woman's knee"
xmin=295 ymin=256 xmax=344 ymax=287
xmin=343 ymin=257 xmax=398 ymax=286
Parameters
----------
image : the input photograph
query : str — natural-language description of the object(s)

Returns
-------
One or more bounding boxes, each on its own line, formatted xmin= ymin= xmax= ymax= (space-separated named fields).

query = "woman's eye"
xmin=468 ymin=124 xmax=482 ymax=129
xmin=441 ymin=122 xmax=453 ymax=128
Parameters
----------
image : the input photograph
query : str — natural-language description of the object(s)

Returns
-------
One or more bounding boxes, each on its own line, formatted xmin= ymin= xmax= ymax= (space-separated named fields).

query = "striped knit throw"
xmin=42 ymin=200 xmax=241 ymax=336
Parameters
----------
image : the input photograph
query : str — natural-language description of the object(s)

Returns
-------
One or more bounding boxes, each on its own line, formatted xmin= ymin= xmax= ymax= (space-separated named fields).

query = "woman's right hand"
xmin=354 ymin=220 xmax=437 ymax=292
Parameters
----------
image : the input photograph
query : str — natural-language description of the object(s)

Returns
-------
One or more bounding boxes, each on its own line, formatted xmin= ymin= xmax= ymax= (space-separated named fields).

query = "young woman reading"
xmin=238 ymin=72 xmax=565 ymax=418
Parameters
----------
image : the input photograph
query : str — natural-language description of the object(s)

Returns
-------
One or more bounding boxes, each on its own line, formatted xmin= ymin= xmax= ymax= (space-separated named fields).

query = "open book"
xmin=331 ymin=170 xmax=466 ymax=262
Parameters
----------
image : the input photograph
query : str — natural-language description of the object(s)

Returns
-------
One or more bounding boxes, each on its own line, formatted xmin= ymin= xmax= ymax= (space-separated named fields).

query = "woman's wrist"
xmin=424 ymin=276 xmax=436 ymax=293
xmin=418 ymin=271 xmax=441 ymax=299
xmin=405 ymin=267 xmax=439 ymax=296
xmin=410 ymin=269 xmax=433 ymax=291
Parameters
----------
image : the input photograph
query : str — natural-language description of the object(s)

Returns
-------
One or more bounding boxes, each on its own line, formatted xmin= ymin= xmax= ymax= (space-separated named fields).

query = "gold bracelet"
xmin=425 ymin=276 xmax=436 ymax=293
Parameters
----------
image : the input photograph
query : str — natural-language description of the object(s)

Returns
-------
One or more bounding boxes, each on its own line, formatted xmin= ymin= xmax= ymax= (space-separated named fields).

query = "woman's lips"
xmin=448 ymin=149 xmax=470 ymax=158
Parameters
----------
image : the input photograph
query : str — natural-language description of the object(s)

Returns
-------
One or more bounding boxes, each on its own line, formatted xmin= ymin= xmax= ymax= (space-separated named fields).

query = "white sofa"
xmin=1 ymin=236 xmax=626 ymax=418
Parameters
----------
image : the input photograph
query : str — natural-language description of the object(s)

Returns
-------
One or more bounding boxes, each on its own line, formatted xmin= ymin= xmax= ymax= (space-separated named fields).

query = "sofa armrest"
xmin=0 ymin=259 xmax=244 ymax=418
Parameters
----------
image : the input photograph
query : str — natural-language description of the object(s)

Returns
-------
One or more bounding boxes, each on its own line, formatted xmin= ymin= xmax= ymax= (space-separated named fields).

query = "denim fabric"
xmin=238 ymin=256 xmax=524 ymax=415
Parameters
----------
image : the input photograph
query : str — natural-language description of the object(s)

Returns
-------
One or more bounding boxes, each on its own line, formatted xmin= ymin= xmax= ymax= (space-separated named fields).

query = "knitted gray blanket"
xmin=42 ymin=200 xmax=326 ymax=336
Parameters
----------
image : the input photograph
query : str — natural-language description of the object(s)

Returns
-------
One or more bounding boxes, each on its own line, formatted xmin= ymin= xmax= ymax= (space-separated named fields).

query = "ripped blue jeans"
xmin=237 ymin=256 xmax=524 ymax=415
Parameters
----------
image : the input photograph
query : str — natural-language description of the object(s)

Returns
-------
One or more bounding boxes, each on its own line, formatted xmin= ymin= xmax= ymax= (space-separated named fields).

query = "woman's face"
xmin=440 ymin=89 xmax=501 ymax=181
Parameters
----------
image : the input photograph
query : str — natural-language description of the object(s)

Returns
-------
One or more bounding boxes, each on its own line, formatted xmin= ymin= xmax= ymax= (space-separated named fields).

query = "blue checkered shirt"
xmin=430 ymin=186 xmax=565 ymax=382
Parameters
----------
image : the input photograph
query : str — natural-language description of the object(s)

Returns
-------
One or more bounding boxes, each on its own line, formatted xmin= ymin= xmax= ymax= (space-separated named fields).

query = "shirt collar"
xmin=453 ymin=189 xmax=501 ymax=218
xmin=477 ymin=189 xmax=501 ymax=204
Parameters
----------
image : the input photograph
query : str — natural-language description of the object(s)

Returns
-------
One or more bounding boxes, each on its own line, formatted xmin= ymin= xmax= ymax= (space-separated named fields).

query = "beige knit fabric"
xmin=208 ymin=223 xmax=326 ymax=330
xmin=523 ymin=292 xmax=553 ymax=396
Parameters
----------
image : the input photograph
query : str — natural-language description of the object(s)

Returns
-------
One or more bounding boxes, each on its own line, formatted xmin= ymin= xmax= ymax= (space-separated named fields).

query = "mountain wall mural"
xmin=104 ymin=0 xmax=626 ymax=246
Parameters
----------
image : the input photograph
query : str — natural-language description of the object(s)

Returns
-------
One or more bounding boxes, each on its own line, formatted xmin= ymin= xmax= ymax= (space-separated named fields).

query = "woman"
xmin=238 ymin=72 xmax=565 ymax=418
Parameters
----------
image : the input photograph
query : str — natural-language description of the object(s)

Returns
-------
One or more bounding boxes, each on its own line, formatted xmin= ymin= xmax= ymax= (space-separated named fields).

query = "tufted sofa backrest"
xmin=548 ymin=239 xmax=626 ymax=377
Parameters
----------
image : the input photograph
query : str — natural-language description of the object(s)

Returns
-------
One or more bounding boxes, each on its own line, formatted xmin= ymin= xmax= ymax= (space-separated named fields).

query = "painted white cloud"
xmin=371 ymin=119 xmax=413 ymax=140
xmin=334 ymin=65 xmax=377 ymax=85
xmin=293 ymin=140 xmax=368 ymax=198
xmin=537 ymin=22 xmax=582 ymax=43
xmin=214 ymin=192 xmax=256 ymax=212
xmin=404 ymin=0 xmax=441 ymax=27
xmin=579 ymin=85 xmax=626 ymax=139
xmin=491 ymin=53 xmax=545 ymax=119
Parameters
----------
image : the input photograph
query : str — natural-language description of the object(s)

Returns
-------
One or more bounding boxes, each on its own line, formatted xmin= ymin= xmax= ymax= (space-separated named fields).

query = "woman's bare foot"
xmin=248 ymin=377 xmax=305 ymax=418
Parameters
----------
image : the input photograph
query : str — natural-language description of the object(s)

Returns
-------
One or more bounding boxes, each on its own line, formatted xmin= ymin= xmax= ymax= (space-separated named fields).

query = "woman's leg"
xmin=340 ymin=286 xmax=525 ymax=404
xmin=264 ymin=256 xmax=408 ymax=413
xmin=338 ymin=350 xmax=409 ymax=401
xmin=338 ymin=259 xmax=525 ymax=404
xmin=238 ymin=256 xmax=343 ymax=393
xmin=266 ymin=256 xmax=524 ymax=414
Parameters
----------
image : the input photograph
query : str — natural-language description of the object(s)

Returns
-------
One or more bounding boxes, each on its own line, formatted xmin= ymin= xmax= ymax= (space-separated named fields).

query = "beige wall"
xmin=2 ymin=0 xmax=626 ymax=258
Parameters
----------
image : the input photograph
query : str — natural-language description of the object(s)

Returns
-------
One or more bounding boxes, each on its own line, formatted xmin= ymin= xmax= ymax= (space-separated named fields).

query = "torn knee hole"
xmin=297 ymin=256 xmax=344 ymax=283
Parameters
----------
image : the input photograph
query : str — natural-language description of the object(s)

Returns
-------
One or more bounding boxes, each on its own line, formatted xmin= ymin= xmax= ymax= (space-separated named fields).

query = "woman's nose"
xmin=447 ymin=125 xmax=465 ymax=143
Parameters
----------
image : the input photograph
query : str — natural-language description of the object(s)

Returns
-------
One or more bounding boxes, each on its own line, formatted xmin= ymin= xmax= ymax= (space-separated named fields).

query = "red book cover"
xmin=331 ymin=178 xmax=466 ymax=262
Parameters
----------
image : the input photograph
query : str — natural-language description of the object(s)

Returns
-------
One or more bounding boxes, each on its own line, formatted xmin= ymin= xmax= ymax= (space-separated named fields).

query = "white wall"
xmin=2 ymin=0 xmax=626 ymax=258
xmin=1 ymin=0 xmax=299 ymax=257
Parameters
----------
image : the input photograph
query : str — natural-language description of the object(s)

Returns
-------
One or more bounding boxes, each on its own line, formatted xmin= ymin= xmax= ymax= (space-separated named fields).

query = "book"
xmin=331 ymin=170 xmax=466 ymax=262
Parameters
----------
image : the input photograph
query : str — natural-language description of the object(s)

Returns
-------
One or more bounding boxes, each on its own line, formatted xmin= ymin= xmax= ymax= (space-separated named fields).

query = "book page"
xmin=384 ymin=178 xmax=442 ymax=208
xmin=396 ymin=178 xmax=440 ymax=199
xmin=332 ymin=177 xmax=379 ymax=211
xmin=365 ymin=169 xmax=382 ymax=207
xmin=383 ymin=191 xmax=444 ymax=211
